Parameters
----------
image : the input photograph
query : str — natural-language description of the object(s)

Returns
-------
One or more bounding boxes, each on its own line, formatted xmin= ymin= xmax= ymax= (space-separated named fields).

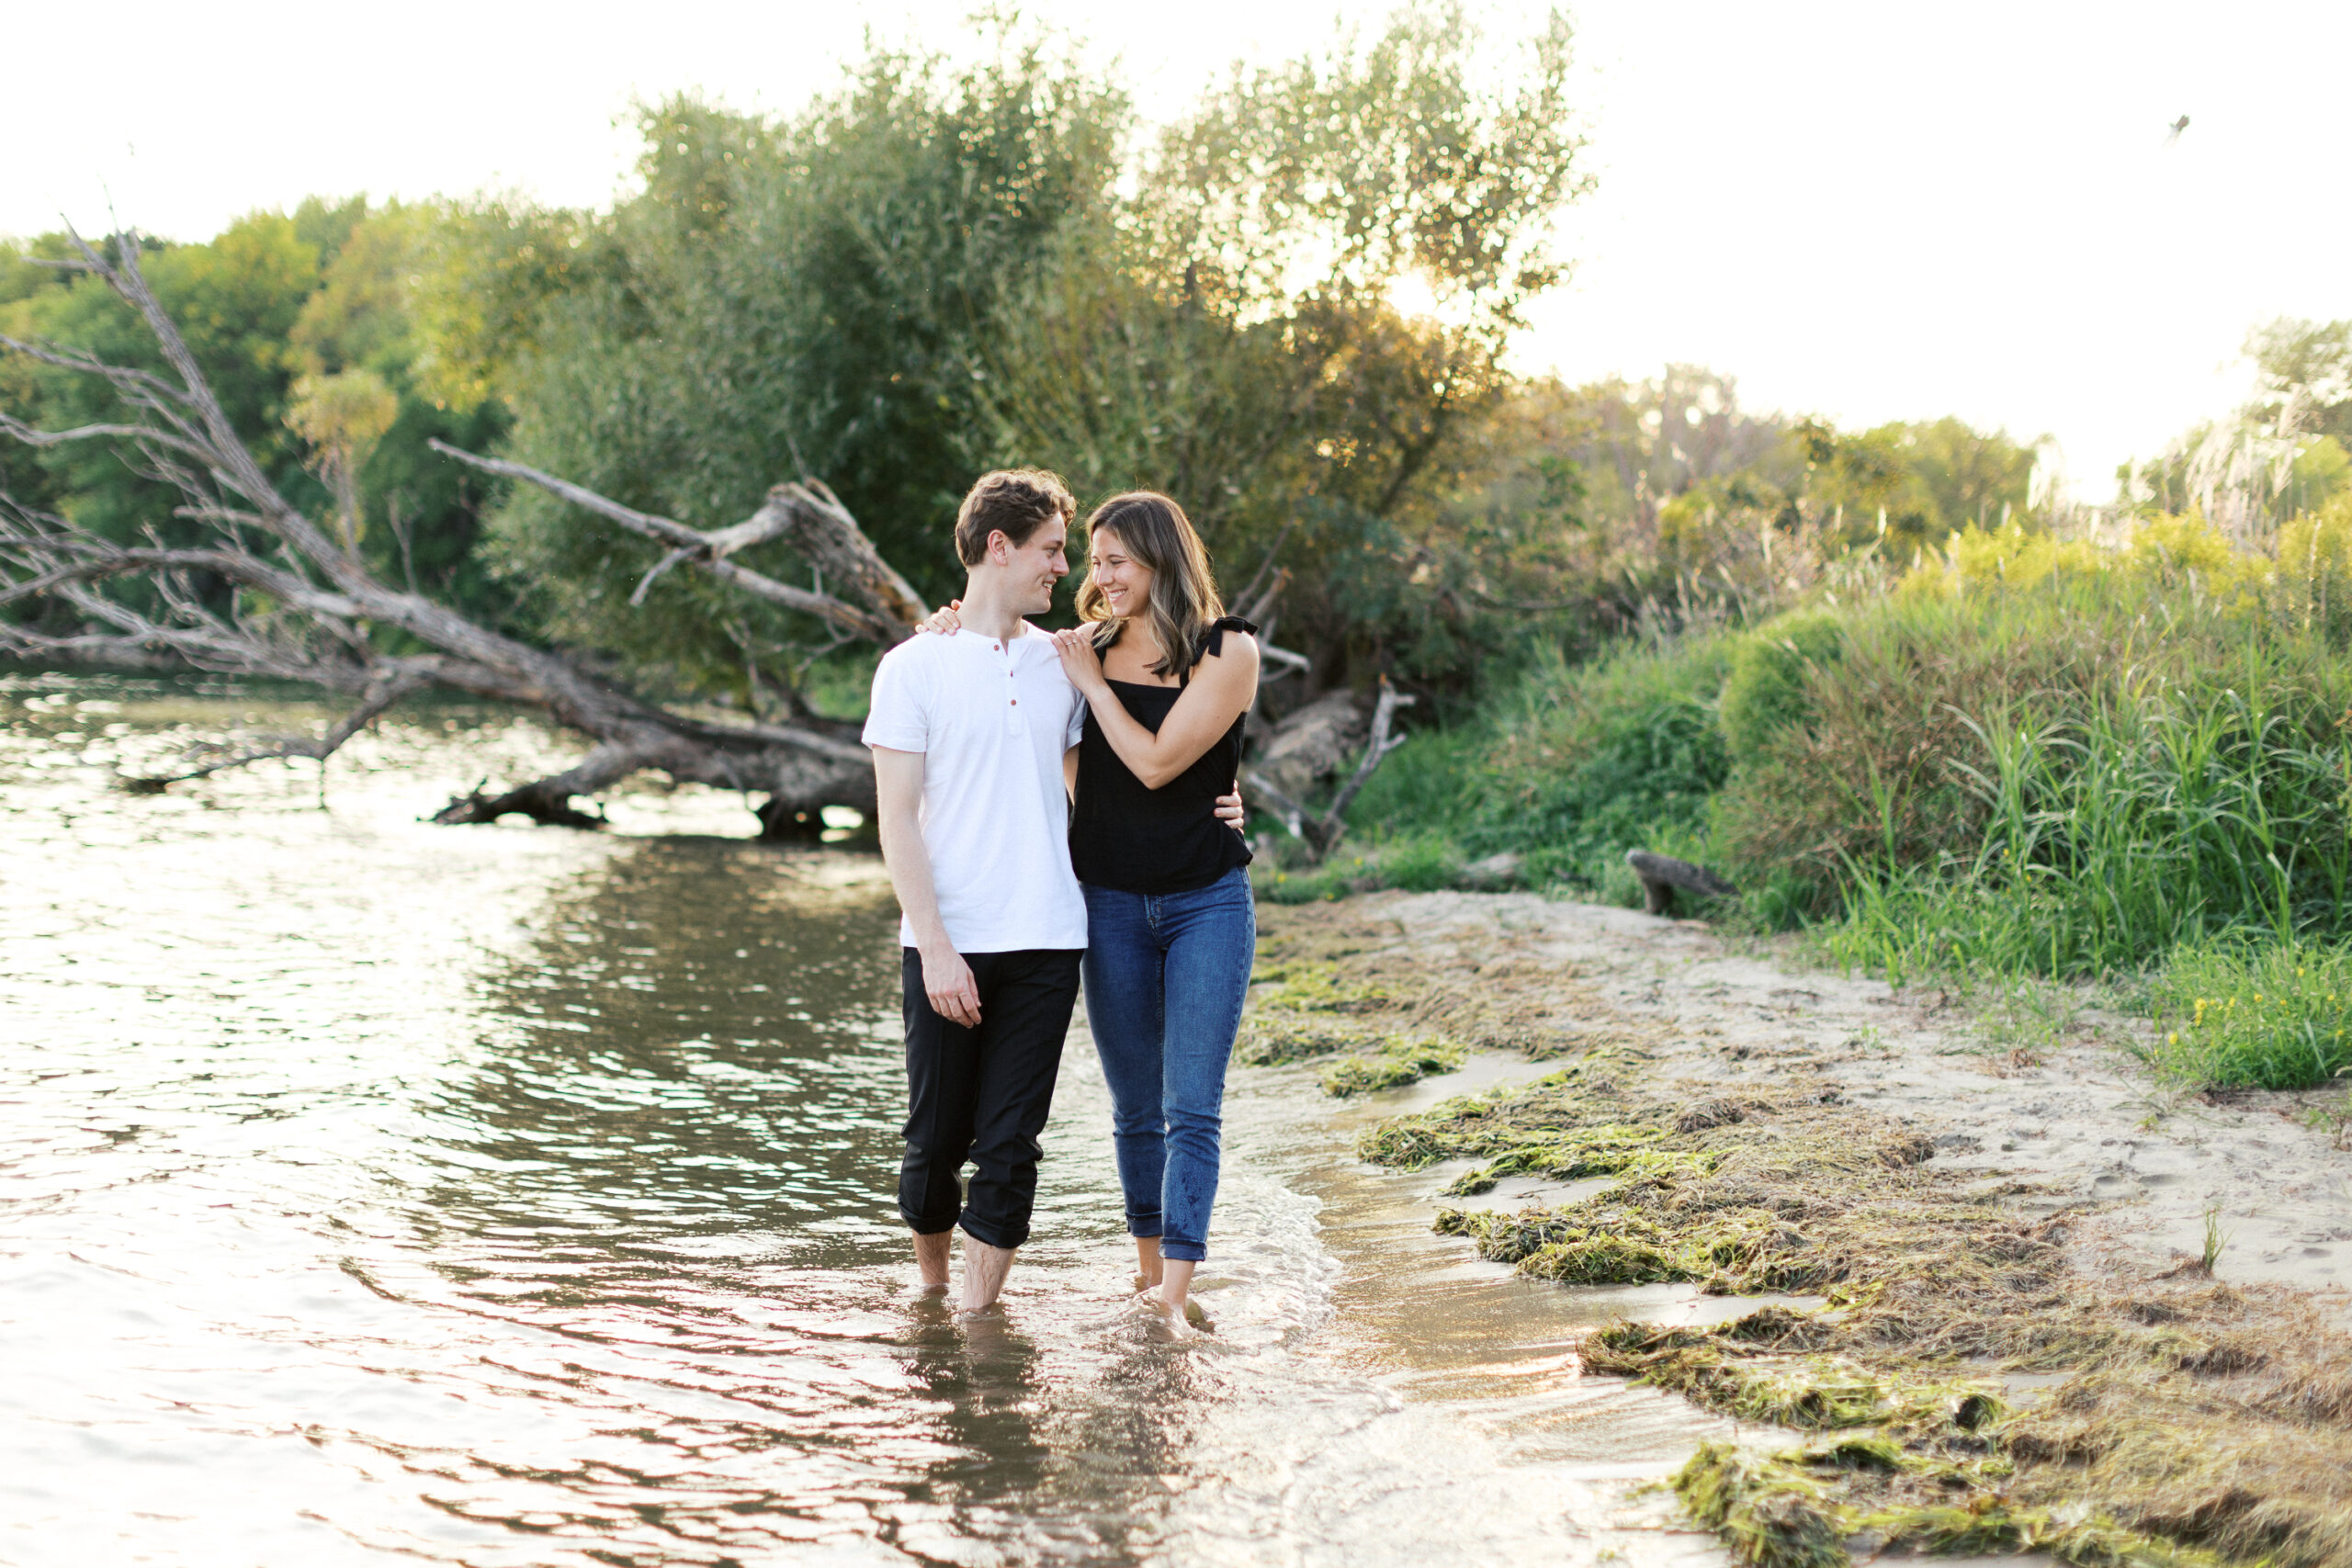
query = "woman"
xmin=926 ymin=491 xmax=1259 ymax=1332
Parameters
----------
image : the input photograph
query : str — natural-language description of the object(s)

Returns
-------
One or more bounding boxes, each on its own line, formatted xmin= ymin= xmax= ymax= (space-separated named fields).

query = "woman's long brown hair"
xmin=1072 ymin=491 xmax=1224 ymax=680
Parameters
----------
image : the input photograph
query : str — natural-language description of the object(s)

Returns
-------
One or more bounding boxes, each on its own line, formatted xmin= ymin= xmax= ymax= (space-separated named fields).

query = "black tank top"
xmin=1068 ymin=616 xmax=1257 ymax=895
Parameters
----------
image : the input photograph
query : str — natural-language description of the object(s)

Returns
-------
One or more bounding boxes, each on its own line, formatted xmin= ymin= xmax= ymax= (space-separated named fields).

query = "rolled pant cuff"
xmin=1126 ymin=1220 xmax=1163 ymax=1239
xmin=899 ymin=1204 xmax=960 ymax=1235
xmin=958 ymin=1212 xmax=1028 ymax=1251
xmin=1158 ymin=1243 xmax=1206 ymax=1263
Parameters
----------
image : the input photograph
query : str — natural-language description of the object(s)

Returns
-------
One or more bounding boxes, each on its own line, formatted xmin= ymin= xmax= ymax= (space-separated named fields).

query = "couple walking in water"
xmin=862 ymin=468 xmax=1259 ymax=1334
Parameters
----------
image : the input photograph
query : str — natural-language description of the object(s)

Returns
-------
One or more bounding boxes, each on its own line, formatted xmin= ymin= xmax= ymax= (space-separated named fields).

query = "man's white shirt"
xmin=862 ymin=626 xmax=1089 ymax=953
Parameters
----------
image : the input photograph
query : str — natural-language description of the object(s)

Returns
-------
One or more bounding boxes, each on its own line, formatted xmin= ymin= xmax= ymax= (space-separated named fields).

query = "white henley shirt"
xmin=862 ymin=626 xmax=1089 ymax=953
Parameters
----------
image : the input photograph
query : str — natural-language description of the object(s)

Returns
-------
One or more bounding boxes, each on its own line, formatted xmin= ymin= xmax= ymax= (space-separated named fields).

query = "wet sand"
xmin=1286 ymin=887 xmax=2352 ymax=1325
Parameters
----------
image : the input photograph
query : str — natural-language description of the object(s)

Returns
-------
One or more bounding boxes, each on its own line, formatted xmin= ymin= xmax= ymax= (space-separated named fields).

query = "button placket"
xmin=1001 ymin=640 xmax=1024 ymax=735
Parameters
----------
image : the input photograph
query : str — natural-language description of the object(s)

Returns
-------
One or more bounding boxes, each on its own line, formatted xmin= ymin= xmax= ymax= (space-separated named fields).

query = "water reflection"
xmin=422 ymin=836 xmax=904 ymax=1247
xmin=0 ymin=671 xmax=1727 ymax=1568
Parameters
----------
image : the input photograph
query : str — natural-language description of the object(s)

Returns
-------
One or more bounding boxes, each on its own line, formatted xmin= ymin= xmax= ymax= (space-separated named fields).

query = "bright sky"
xmin=9 ymin=1 xmax=2347 ymax=499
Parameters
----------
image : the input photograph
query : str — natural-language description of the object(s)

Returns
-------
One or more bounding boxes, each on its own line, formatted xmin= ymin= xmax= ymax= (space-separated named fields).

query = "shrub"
xmin=1719 ymin=610 xmax=1844 ymax=761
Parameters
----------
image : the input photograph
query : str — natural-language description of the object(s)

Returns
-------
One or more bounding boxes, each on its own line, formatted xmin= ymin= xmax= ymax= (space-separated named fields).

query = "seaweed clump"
xmin=1238 ymin=903 xmax=1653 ymax=1094
xmin=1365 ymin=1043 xmax=2352 ymax=1567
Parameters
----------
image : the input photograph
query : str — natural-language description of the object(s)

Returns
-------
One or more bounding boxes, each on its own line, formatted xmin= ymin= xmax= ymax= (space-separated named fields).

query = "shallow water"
xmin=0 ymin=671 xmax=1729 ymax=1567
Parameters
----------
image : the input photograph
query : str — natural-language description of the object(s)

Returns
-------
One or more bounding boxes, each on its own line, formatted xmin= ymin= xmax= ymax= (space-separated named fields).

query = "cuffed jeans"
xmin=1080 ymin=867 xmax=1255 ymax=1263
xmin=899 ymin=947 xmax=1083 ymax=1250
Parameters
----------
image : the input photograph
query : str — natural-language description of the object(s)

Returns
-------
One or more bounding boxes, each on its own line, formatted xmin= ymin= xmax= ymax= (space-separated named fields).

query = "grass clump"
xmin=1254 ymin=834 xmax=1464 ymax=904
xmin=1236 ymin=903 xmax=1630 ymax=1094
xmin=1234 ymin=1013 xmax=1377 ymax=1066
xmin=1277 ymin=634 xmax=1734 ymax=898
xmin=1317 ymin=1037 xmax=1464 ymax=1097
xmin=1718 ymin=610 xmax=1844 ymax=761
xmin=1670 ymin=1440 xmax=2234 ymax=1568
xmin=1674 ymin=1441 xmax=1847 ymax=1568
xmin=1437 ymin=1205 xmax=1716 ymax=1284
xmin=2143 ymin=938 xmax=2352 ymax=1089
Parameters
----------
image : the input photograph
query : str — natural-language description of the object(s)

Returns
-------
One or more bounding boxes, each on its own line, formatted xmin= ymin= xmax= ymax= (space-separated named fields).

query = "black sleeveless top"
xmin=1068 ymin=616 xmax=1257 ymax=895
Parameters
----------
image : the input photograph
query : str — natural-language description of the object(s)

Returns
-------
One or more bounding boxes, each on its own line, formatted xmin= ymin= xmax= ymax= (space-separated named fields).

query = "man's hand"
xmin=1216 ymin=785 xmax=1246 ymax=835
xmin=919 ymin=942 xmax=982 ymax=1027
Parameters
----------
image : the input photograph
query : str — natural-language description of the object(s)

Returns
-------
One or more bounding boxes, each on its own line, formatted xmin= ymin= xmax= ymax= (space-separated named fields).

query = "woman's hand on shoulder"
xmin=917 ymin=600 xmax=962 ymax=636
xmin=1051 ymin=626 xmax=1109 ymax=695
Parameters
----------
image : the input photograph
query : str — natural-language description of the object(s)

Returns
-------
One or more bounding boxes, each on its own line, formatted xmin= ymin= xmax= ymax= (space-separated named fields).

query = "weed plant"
xmin=2143 ymin=940 xmax=2352 ymax=1089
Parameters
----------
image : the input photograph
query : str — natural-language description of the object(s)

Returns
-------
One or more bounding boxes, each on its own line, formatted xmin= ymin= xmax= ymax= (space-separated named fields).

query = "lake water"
xmin=0 ymin=670 xmax=1728 ymax=1567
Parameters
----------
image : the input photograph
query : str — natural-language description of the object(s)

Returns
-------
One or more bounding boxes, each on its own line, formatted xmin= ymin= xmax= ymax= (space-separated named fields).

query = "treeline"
xmin=6 ymin=8 xmax=2079 ymax=720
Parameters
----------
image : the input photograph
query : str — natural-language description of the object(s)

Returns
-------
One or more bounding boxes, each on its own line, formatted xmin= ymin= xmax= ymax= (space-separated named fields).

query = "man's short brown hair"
xmin=954 ymin=468 xmax=1075 ymax=567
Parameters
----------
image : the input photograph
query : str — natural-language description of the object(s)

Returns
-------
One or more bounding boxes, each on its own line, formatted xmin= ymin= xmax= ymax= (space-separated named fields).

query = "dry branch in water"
xmin=0 ymin=228 xmax=923 ymax=834
xmin=1248 ymin=677 xmax=1414 ymax=860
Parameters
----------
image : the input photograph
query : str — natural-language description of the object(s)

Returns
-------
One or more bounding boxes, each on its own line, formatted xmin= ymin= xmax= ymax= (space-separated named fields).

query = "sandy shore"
xmin=1317 ymin=888 xmax=2352 ymax=1322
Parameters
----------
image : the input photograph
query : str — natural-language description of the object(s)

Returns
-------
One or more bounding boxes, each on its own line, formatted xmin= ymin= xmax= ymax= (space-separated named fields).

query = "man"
xmin=865 ymin=468 xmax=1090 ymax=1316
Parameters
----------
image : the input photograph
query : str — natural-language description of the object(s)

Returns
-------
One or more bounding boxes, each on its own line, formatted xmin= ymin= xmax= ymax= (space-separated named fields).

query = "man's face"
xmin=997 ymin=522 xmax=1069 ymax=615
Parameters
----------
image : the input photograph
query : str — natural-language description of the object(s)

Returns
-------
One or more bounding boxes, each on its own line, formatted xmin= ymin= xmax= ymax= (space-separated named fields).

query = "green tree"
xmin=288 ymin=200 xmax=514 ymax=609
xmin=972 ymin=3 xmax=1589 ymax=691
xmin=2248 ymin=316 xmax=2352 ymax=451
xmin=462 ymin=38 xmax=1129 ymax=699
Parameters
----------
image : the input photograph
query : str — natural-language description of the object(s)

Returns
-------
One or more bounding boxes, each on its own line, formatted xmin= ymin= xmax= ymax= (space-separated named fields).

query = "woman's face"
xmin=1088 ymin=527 xmax=1154 ymax=619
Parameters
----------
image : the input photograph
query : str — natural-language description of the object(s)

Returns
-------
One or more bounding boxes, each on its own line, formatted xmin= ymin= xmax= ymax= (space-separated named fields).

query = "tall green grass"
xmin=1818 ymin=681 xmax=2352 ymax=984
xmin=1317 ymin=547 xmax=2352 ymax=1089
xmin=1340 ymin=635 xmax=1734 ymax=896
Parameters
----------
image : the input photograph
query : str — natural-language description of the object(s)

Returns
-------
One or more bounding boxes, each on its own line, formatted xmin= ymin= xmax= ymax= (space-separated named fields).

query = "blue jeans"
xmin=1080 ymin=867 xmax=1256 ymax=1263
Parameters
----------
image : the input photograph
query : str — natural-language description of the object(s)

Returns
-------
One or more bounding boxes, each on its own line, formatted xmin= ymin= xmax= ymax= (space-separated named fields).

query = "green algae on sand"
xmin=1366 ymin=1053 xmax=2352 ymax=1568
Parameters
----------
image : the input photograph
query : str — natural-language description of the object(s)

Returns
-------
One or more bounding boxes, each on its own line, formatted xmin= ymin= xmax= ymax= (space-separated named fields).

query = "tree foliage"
xmin=2 ymin=4 xmax=2090 ymax=724
xmin=2 ymin=200 xmax=510 ymax=618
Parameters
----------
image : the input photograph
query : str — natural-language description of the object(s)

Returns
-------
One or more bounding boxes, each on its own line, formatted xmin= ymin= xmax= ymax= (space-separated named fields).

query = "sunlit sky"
xmin=10 ymin=0 xmax=2348 ymax=499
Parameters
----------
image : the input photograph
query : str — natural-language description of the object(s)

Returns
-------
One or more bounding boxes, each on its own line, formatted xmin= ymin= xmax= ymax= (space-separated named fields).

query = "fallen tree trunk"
xmin=0 ymin=229 xmax=919 ymax=834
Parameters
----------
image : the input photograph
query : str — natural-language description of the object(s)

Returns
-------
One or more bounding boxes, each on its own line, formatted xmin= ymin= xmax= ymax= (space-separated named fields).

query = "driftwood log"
xmin=0 ymin=229 xmax=916 ymax=835
xmin=1626 ymin=850 xmax=1738 ymax=916
xmin=1251 ymin=689 xmax=1370 ymax=802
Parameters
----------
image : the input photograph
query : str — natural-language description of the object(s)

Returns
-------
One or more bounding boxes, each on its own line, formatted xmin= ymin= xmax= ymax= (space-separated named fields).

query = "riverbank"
xmin=1257 ymin=890 xmax=2352 ymax=1567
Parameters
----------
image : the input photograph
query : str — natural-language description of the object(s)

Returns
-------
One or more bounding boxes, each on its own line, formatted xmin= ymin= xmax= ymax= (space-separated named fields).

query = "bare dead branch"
xmin=1250 ymin=678 xmax=1413 ymax=860
xmin=0 ymin=409 xmax=218 ymax=463
xmin=428 ymin=440 xmax=912 ymax=643
xmin=0 ymin=227 xmax=919 ymax=832
xmin=628 ymin=544 xmax=701 ymax=605
xmin=0 ymin=332 xmax=198 ymax=408
xmin=1259 ymin=641 xmax=1312 ymax=674
xmin=0 ymin=542 xmax=362 ymax=617
xmin=1321 ymin=677 xmax=1413 ymax=831
xmin=1242 ymin=767 xmax=1310 ymax=842
xmin=768 ymin=477 xmax=926 ymax=634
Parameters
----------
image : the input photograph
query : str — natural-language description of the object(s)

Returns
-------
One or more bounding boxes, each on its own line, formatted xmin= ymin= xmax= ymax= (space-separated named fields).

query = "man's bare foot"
xmin=914 ymin=1229 xmax=953 ymax=1291
xmin=959 ymin=1233 xmax=1015 ymax=1313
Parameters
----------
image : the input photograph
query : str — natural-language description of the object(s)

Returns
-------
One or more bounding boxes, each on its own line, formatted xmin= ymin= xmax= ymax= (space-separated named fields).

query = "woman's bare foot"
xmin=1133 ymin=1288 xmax=1195 ymax=1339
xmin=1154 ymin=1259 xmax=1208 ymax=1332
xmin=1131 ymin=1237 xmax=1162 ymax=1295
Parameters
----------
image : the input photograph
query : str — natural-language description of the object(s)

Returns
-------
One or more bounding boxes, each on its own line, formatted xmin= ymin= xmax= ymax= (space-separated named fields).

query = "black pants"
xmin=899 ymin=947 xmax=1082 ymax=1250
